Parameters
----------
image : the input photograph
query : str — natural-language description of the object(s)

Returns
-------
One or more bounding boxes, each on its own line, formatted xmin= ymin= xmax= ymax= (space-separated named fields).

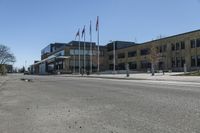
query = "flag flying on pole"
xmin=82 ymin=26 xmax=85 ymax=38
xmin=96 ymin=16 xmax=99 ymax=31
xmin=90 ymin=20 xmax=92 ymax=36
xmin=75 ymin=29 xmax=80 ymax=40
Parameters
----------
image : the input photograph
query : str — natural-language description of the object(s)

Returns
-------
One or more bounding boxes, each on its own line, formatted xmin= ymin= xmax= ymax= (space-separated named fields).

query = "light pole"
xmin=73 ymin=49 xmax=75 ymax=74
xmin=25 ymin=60 xmax=27 ymax=71
xmin=110 ymin=40 xmax=116 ymax=74
xmin=113 ymin=41 xmax=116 ymax=73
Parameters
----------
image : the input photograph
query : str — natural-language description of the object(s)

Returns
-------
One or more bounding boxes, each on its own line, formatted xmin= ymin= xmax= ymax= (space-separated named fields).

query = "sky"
xmin=0 ymin=0 xmax=200 ymax=68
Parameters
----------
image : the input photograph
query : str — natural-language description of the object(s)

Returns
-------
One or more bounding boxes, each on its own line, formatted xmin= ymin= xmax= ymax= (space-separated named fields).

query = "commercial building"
xmin=30 ymin=41 xmax=106 ymax=74
xmin=30 ymin=29 xmax=200 ymax=74
xmin=107 ymin=29 xmax=200 ymax=72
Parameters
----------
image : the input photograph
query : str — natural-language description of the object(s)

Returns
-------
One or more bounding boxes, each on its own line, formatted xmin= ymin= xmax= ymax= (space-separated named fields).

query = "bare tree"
xmin=148 ymin=45 xmax=160 ymax=76
xmin=0 ymin=44 xmax=16 ymax=75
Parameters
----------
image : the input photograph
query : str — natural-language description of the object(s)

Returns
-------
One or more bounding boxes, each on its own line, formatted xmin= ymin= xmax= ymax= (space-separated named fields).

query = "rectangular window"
xmin=128 ymin=51 xmax=137 ymax=57
xmin=159 ymin=46 xmax=163 ymax=53
xmin=109 ymin=55 xmax=113 ymax=60
xmin=176 ymin=43 xmax=180 ymax=50
xmin=118 ymin=53 xmax=125 ymax=59
xmin=129 ymin=62 xmax=137 ymax=69
xmin=176 ymin=57 xmax=181 ymax=67
xmin=196 ymin=39 xmax=200 ymax=47
xmin=171 ymin=43 xmax=175 ymax=51
xmin=140 ymin=49 xmax=149 ymax=56
xmin=181 ymin=57 xmax=185 ymax=67
xmin=118 ymin=63 xmax=125 ymax=70
xmin=191 ymin=40 xmax=196 ymax=48
xmin=141 ymin=61 xmax=151 ymax=69
xmin=163 ymin=45 xmax=167 ymax=52
xmin=191 ymin=56 xmax=196 ymax=67
xmin=197 ymin=55 xmax=200 ymax=67
xmin=171 ymin=58 xmax=175 ymax=67
xmin=109 ymin=64 xmax=113 ymax=70
xmin=181 ymin=41 xmax=185 ymax=49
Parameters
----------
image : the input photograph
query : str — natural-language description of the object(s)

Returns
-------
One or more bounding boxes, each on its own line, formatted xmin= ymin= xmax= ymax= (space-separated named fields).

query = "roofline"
xmin=69 ymin=40 xmax=96 ymax=44
xmin=142 ymin=29 xmax=200 ymax=44
xmin=108 ymin=29 xmax=200 ymax=51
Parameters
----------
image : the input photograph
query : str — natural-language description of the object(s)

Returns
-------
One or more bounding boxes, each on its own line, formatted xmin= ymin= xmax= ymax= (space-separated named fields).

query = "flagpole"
xmin=73 ymin=48 xmax=75 ymax=74
xmin=84 ymin=26 xmax=86 ymax=74
xmin=97 ymin=16 xmax=100 ymax=73
xmin=78 ymin=32 xmax=81 ymax=74
xmin=90 ymin=20 xmax=92 ymax=74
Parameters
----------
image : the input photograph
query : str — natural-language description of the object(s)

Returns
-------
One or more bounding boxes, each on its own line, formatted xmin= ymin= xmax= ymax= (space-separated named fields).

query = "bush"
xmin=0 ymin=64 xmax=6 ymax=75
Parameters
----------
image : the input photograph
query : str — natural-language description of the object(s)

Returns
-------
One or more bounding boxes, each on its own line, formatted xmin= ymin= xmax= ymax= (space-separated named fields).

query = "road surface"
xmin=0 ymin=74 xmax=200 ymax=133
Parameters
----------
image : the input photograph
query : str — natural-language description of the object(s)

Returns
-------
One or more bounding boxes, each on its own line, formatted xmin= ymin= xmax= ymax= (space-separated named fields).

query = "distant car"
xmin=24 ymin=71 xmax=29 ymax=75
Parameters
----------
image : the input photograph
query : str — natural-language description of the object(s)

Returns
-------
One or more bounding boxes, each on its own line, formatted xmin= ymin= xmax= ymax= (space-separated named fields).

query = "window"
xmin=176 ymin=43 xmax=180 ymax=50
xmin=118 ymin=53 xmax=125 ymax=59
xmin=176 ymin=57 xmax=181 ymax=67
xmin=191 ymin=56 xmax=196 ymax=67
xmin=109 ymin=64 xmax=113 ymax=70
xmin=171 ymin=43 xmax=175 ymax=51
xmin=171 ymin=58 xmax=175 ymax=67
xmin=141 ymin=61 xmax=151 ymax=69
xmin=118 ymin=63 xmax=125 ymax=70
xmin=128 ymin=51 xmax=137 ymax=57
xmin=159 ymin=46 xmax=163 ymax=53
xmin=109 ymin=55 xmax=113 ymax=60
xmin=197 ymin=56 xmax=200 ymax=67
xmin=158 ymin=62 xmax=164 ymax=69
xmin=163 ymin=45 xmax=167 ymax=52
xmin=129 ymin=62 xmax=137 ymax=69
xmin=140 ymin=49 xmax=149 ymax=56
xmin=181 ymin=57 xmax=185 ymax=67
xmin=181 ymin=41 xmax=185 ymax=49
xmin=191 ymin=40 xmax=196 ymax=48
xmin=196 ymin=39 xmax=200 ymax=47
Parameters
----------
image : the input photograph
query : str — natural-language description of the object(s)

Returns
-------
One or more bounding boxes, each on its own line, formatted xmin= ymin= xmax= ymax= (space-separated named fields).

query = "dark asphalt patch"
xmin=20 ymin=78 xmax=33 ymax=82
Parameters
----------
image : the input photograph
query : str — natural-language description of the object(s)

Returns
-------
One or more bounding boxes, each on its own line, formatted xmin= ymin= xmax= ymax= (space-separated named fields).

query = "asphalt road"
xmin=0 ymin=74 xmax=200 ymax=133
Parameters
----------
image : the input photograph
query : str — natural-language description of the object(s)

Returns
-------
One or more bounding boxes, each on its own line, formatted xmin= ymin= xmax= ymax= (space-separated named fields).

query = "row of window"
xmin=109 ymin=39 xmax=200 ymax=60
xmin=109 ymin=55 xmax=200 ymax=70
xmin=157 ymin=45 xmax=167 ymax=53
xmin=171 ymin=41 xmax=185 ymax=51
xmin=190 ymin=39 xmax=200 ymax=48
xmin=191 ymin=55 xmax=200 ymax=67
xmin=171 ymin=57 xmax=185 ymax=68
xmin=109 ymin=61 xmax=165 ymax=70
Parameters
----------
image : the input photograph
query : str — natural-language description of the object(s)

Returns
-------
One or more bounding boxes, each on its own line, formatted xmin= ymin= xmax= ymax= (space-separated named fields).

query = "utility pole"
xmin=113 ymin=41 xmax=116 ymax=74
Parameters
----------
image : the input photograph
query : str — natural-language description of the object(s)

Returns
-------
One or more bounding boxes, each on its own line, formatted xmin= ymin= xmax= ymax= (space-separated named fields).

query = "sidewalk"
xmin=59 ymin=72 xmax=200 ymax=83
xmin=0 ymin=76 xmax=8 ymax=88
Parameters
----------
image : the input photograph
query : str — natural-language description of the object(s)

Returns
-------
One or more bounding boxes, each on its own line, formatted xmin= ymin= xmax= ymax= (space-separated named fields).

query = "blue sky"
xmin=0 ymin=0 xmax=200 ymax=68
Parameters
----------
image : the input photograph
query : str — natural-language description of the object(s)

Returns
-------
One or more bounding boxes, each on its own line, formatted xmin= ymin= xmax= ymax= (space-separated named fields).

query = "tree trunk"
xmin=151 ymin=63 xmax=155 ymax=76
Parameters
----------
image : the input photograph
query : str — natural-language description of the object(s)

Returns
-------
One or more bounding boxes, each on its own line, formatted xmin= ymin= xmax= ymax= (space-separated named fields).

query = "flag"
xmin=96 ymin=16 xmax=99 ymax=31
xmin=90 ymin=20 xmax=92 ymax=36
xmin=75 ymin=29 xmax=79 ymax=40
xmin=82 ymin=26 xmax=85 ymax=38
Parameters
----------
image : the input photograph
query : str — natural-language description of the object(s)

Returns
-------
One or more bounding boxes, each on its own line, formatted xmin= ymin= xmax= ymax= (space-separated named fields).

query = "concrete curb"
xmin=58 ymin=75 xmax=200 ymax=83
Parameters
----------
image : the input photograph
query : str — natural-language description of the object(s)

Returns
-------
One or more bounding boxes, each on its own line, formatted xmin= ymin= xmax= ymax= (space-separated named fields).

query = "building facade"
xmin=30 ymin=41 xmax=106 ymax=74
xmin=106 ymin=30 xmax=200 ymax=72
xmin=31 ymin=29 xmax=200 ymax=74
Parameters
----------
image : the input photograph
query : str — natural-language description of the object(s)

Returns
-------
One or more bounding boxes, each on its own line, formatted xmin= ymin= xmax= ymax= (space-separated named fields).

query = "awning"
xmin=31 ymin=56 xmax=71 ymax=66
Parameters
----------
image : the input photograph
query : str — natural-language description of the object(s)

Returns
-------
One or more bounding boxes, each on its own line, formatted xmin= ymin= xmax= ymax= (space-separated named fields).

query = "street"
xmin=0 ymin=74 xmax=200 ymax=133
